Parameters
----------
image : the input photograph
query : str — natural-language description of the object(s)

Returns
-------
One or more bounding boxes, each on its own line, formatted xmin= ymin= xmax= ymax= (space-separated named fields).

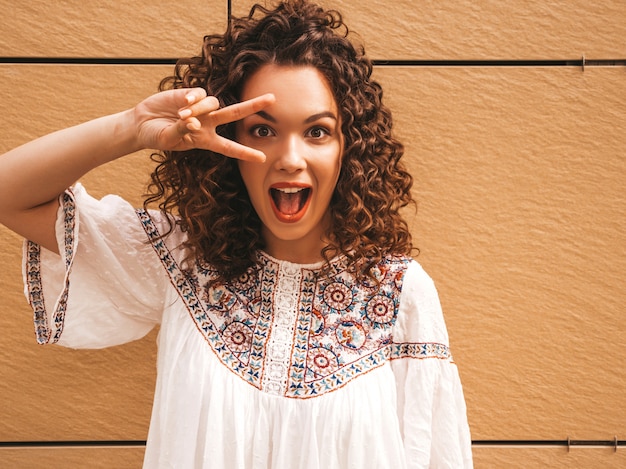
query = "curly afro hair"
xmin=145 ymin=0 xmax=415 ymax=283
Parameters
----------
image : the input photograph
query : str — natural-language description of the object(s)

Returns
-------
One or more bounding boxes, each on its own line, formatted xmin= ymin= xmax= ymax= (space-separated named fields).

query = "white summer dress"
xmin=24 ymin=183 xmax=473 ymax=468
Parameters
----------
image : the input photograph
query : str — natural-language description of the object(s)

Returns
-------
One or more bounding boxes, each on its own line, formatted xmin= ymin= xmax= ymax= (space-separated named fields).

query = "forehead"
xmin=240 ymin=64 xmax=338 ymax=112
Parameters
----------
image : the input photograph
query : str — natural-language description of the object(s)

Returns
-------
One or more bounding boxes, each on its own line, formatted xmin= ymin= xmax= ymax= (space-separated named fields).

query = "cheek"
xmin=328 ymin=150 xmax=345 ymax=195
xmin=330 ymin=145 xmax=344 ymax=183
xmin=317 ymin=154 xmax=343 ymax=202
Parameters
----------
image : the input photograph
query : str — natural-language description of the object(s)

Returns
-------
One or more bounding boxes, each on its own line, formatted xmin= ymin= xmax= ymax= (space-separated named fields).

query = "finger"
xmin=178 ymin=95 xmax=220 ymax=119
xmin=209 ymin=94 xmax=276 ymax=126
xmin=182 ymin=88 xmax=208 ymax=106
xmin=154 ymin=119 xmax=190 ymax=148
xmin=161 ymin=87 xmax=207 ymax=115
xmin=213 ymin=135 xmax=267 ymax=163
xmin=184 ymin=117 xmax=201 ymax=131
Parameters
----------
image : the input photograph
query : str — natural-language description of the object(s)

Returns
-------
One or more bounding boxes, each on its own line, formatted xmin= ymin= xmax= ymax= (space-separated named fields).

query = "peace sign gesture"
xmin=134 ymin=87 xmax=275 ymax=162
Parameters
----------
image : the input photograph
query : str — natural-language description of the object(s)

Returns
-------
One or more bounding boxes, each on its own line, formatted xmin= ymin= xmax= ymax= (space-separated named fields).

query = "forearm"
xmin=0 ymin=108 xmax=139 ymax=213
xmin=0 ymin=108 xmax=141 ymax=253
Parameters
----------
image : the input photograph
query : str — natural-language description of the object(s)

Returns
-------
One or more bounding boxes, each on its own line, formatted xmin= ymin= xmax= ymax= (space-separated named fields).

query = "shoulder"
xmin=393 ymin=257 xmax=450 ymax=346
xmin=70 ymin=183 xmax=187 ymax=253
xmin=67 ymin=183 xmax=150 ymax=243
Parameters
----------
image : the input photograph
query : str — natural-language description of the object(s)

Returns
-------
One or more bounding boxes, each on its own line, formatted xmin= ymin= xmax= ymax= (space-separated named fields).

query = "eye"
xmin=251 ymin=125 xmax=275 ymax=138
xmin=306 ymin=126 xmax=330 ymax=139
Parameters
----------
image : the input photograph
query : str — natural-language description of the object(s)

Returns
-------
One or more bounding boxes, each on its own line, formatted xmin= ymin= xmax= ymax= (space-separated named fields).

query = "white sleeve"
xmin=23 ymin=183 xmax=170 ymax=349
xmin=390 ymin=260 xmax=473 ymax=468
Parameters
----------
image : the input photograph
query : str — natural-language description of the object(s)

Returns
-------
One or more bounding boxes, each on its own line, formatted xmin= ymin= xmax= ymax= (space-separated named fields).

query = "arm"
xmin=0 ymin=88 xmax=274 ymax=253
xmin=391 ymin=261 xmax=473 ymax=468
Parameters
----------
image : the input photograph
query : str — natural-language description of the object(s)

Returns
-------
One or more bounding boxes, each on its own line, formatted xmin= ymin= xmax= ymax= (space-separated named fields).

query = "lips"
xmin=269 ymin=183 xmax=312 ymax=223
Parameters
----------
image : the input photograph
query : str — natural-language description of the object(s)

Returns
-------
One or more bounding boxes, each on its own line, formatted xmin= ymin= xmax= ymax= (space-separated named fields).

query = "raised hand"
xmin=134 ymin=87 xmax=275 ymax=162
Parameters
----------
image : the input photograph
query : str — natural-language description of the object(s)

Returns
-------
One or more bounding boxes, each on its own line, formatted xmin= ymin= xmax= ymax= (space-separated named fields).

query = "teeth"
xmin=276 ymin=187 xmax=305 ymax=194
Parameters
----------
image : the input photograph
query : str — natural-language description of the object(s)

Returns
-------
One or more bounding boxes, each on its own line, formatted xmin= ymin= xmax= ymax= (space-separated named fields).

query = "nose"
xmin=273 ymin=135 xmax=306 ymax=173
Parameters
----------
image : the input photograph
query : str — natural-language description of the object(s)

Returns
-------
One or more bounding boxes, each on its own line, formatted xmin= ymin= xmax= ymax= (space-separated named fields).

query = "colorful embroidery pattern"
xmin=388 ymin=342 xmax=451 ymax=360
xmin=26 ymin=191 xmax=76 ymax=345
xmin=135 ymin=209 xmax=450 ymax=398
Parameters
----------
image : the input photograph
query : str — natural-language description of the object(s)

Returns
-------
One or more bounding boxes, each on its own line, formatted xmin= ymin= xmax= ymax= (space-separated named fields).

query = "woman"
xmin=0 ymin=1 xmax=472 ymax=467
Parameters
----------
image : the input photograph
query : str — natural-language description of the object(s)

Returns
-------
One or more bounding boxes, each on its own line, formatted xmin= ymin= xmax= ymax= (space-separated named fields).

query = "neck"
xmin=262 ymin=240 xmax=327 ymax=264
xmin=262 ymin=229 xmax=335 ymax=265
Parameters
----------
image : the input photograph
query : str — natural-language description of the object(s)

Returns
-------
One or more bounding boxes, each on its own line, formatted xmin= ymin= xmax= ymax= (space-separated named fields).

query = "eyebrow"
xmin=305 ymin=111 xmax=338 ymax=124
xmin=254 ymin=110 xmax=338 ymax=124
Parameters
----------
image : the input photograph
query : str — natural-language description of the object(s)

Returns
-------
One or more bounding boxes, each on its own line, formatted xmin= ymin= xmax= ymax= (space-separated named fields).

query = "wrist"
xmin=113 ymin=108 xmax=144 ymax=155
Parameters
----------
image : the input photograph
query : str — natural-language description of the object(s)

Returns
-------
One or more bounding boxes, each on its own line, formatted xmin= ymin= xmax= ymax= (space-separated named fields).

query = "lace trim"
xmin=261 ymin=262 xmax=302 ymax=395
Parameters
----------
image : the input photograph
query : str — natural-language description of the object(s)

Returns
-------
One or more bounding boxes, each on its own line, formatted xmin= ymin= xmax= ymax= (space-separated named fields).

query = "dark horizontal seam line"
xmin=374 ymin=59 xmax=626 ymax=67
xmin=1 ymin=439 xmax=625 ymax=448
xmin=473 ymin=439 xmax=626 ymax=447
xmin=0 ymin=57 xmax=177 ymax=65
xmin=0 ymin=57 xmax=625 ymax=66
xmin=0 ymin=440 xmax=147 ymax=448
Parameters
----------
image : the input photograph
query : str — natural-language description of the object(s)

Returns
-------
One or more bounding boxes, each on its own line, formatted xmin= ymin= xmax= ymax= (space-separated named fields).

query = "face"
xmin=236 ymin=64 xmax=343 ymax=264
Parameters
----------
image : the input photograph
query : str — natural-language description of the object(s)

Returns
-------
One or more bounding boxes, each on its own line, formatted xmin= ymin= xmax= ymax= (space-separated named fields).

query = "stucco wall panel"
xmin=0 ymin=447 xmax=145 ymax=468
xmin=1 ymin=0 xmax=625 ymax=466
xmin=473 ymin=446 xmax=626 ymax=468
xmin=0 ymin=65 xmax=172 ymax=154
xmin=0 ymin=1 xmax=226 ymax=58
xmin=0 ymin=65 xmax=167 ymax=440
xmin=234 ymin=0 xmax=626 ymax=59
xmin=376 ymin=66 xmax=626 ymax=440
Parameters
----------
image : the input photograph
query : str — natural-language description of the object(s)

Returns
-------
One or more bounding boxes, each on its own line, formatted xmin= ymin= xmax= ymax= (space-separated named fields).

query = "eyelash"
xmin=250 ymin=125 xmax=274 ymax=138
xmin=249 ymin=125 xmax=331 ymax=139
xmin=306 ymin=126 xmax=331 ymax=139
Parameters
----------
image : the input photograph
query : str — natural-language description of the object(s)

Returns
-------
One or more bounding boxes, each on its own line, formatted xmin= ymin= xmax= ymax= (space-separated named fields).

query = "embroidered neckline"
xmin=256 ymin=250 xmax=327 ymax=270
xmin=135 ymin=209 xmax=450 ymax=398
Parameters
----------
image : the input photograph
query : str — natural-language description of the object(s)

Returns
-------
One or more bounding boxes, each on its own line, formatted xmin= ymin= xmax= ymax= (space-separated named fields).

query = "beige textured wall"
xmin=1 ymin=0 xmax=625 ymax=467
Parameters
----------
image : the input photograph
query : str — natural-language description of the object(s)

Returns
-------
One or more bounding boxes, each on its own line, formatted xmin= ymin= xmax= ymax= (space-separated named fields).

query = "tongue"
xmin=273 ymin=190 xmax=305 ymax=215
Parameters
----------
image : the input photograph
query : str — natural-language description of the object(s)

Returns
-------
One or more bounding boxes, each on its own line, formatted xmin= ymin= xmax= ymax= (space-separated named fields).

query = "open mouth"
xmin=269 ymin=185 xmax=312 ymax=222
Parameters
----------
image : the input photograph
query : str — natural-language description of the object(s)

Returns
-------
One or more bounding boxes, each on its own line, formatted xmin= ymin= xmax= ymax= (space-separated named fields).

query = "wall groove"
xmin=1 ymin=57 xmax=625 ymax=68
xmin=1 ymin=439 xmax=625 ymax=449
